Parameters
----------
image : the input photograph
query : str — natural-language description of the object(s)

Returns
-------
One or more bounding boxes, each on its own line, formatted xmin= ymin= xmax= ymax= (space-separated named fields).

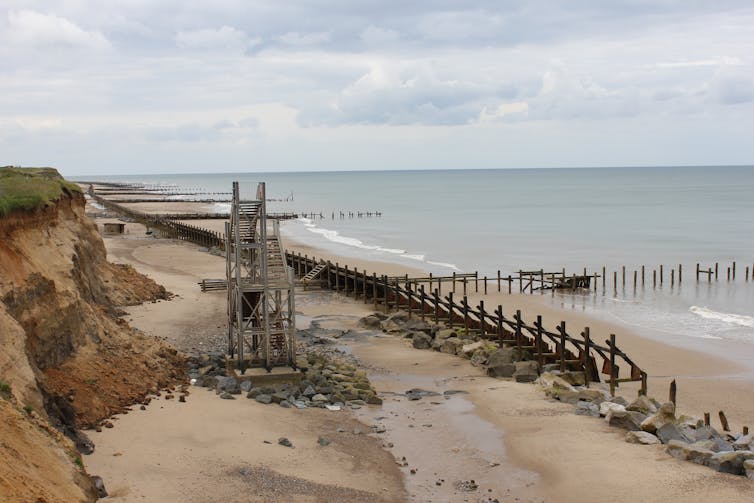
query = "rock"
xmin=609 ymin=396 xmax=628 ymax=406
xmin=470 ymin=349 xmax=489 ymax=367
xmin=278 ymin=437 xmax=293 ymax=448
xmin=733 ymin=433 xmax=754 ymax=451
xmin=487 ymin=362 xmax=516 ymax=378
xmin=626 ymin=395 xmax=657 ymax=415
xmin=216 ymin=376 xmax=240 ymax=394
xmin=240 ymin=381 xmax=253 ymax=393
xmin=359 ymin=315 xmax=383 ymax=329
xmin=246 ymin=387 xmax=263 ymax=399
xmin=707 ymin=450 xmax=754 ymax=475
xmin=640 ymin=402 xmax=675 ymax=434
xmin=292 ymin=400 xmax=308 ymax=409
xmin=435 ymin=328 xmax=458 ymax=341
xmin=552 ymin=370 xmax=586 ymax=386
xmin=318 ymin=436 xmax=331 ymax=446
xmin=412 ymin=332 xmax=432 ymax=349
xmin=576 ymin=389 xmax=608 ymax=404
xmin=220 ymin=392 xmax=235 ymax=400
xmin=366 ymin=394 xmax=383 ymax=405
xmin=461 ymin=341 xmax=484 ymax=357
xmin=90 ymin=475 xmax=108 ymax=498
xmin=405 ymin=389 xmax=441 ymax=401
xmin=255 ymin=394 xmax=272 ymax=404
xmin=513 ymin=361 xmax=539 ymax=383
xmin=302 ymin=385 xmax=316 ymax=398
xmin=279 ymin=400 xmax=292 ymax=408
xmin=625 ymin=431 xmax=661 ymax=445
xmin=666 ymin=440 xmax=715 ymax=466
xmin=599 ymin=402 xmax=626 ymax=417
xmin=440 ymin=337 xmax=464 ymax=355
xmin=311 ymin=393 xmax=328 ymax=402
xmin=606 ymin=409 xmax=642 ymax=431
xmin=574 ymin=401 xmax=600 ymax=417
xmin=536 ymin=372 xmax=576 ymax=393
xmin=74 ymin=430 xmax=95 ymax=455
xmin=271 ymin=391 xmax=289 ymax=404
xmin=656 ymin=423 xmax=693 ymax=444
xmin=744 ymin=459 xmax=754 ymax=479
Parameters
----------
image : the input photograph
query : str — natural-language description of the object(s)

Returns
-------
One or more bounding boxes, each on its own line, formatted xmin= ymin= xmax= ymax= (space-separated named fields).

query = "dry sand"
xmin=84 ymin=197 xmax=753 ymax=502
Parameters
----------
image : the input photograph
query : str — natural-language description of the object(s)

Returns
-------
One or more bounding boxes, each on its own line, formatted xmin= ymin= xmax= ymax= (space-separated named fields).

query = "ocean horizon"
xmin=75 ymin=165 xmax=754 ymax=358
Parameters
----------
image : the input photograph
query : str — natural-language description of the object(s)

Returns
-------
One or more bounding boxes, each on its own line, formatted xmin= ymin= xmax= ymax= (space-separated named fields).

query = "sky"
xmin=1 ymin=1 xmax=753 ymax=176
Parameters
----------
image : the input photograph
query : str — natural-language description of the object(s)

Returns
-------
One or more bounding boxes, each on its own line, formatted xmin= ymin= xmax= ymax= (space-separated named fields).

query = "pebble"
xmin=318 ymin=436 xmax=331 ymax=446
xmin=278 ymin=437 xmax=293 ymax=448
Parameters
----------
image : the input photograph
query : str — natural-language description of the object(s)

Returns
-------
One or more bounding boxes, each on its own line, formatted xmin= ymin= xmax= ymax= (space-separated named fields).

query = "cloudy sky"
xmin=1 ymin=1 xmax=753 ymax=176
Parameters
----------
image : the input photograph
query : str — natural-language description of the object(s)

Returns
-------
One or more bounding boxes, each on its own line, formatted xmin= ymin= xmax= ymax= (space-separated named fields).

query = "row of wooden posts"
xmin=300 ymin=211 xmax=383 ymax=219
xmin=288 ymin=251 xmax=648 ymax=397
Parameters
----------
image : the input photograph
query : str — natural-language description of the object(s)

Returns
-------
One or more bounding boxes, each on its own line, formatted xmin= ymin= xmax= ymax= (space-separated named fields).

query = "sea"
xmin=76 ymin=166 xmax=754 ymax=359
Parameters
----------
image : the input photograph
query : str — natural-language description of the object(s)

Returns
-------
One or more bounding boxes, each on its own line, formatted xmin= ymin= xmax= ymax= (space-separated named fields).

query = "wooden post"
xmin=407 ymin=283 xmax=412 ymax=319
xmin=727 ymin=267 xmax=730 ymax=281
xmin=696 ymin=263 xmax=700 ymax=282
xmin=715 ymin=262 xmax=718 ymax=280
xmin=669 ymin=379 xmax=676 ymax=406
xmin=463 ymin=277 xmax=467 ymax=296
xmin=747 ymin=266 xmax=750 ymax=281
xmin=496 ymin=305 xmax=504 ymax=343
xmin=479 ymin=300 xmax=486 ymax=338
xmin=613 ymin=270 xmax=617 ymax=290
xmin=653 ymin=269 xmax=657 ymax=287
xmin=719 ymin=411 xmax=730 ymax=432
xmin=438 ymin=277 xmax=442 ymax=296
xmin=508 ymin=275 xmax=512 ymax=294
xmin=704 ymin=412 xmax=710 ymax=427
xmin=382 ymin=275 xmax=389 ymax=314
xmin=448 ymin=292 xmax=454 ymax=325
xmin=433 ymin=289 xmax=440 ymax=324
xmin=559 ymin=321 xmax=566 ymax=372
xmin=516 ymin=310 xmax=523 ymax=354
xmin=484 ymin=276 xmax=488 ymax=295
xmin=602 ymin=266 xmax=606 ymax=291
xmin=583 ymin=327 xmax=591 ymax=388
xmin=344 ymin=265 xmax=349 ymax=295
xmin=708 ymin=268 xmax=712 ymax=283
xmin=519 ymin=270 xmax=523 ymax=293
xmin=453 ymin=272 xmax=456 ymax=293
xmin=363 ymin=269 xmax=367 ymax=303
xmin=733 ymin=261 xmax=736 ymax=280
xmin=551 ymin=273 xmax=556 ymax=296
xmin=474 ymin=271 xmax=478 ymax=293
xmin=335 ymin=262 xmax=340 ymax=291
xmin=463 ymin=296 xmax=469 ymax=337
xmin=622 ymin=266 xmax=626 ymax=288
xmin=394 ymin=280 xmax=400 ymax=310
xmin=744 ymin=426 xmax=749 ymax=436
xmin=429 ymin=272 xmax=433 ymax=292
xmin=660 ymin=264 xmax=664 ymax=284
xmin=420 ymin=285 xmax=426 ymax=321
xmin=641 ymin=265 xmax=645 ymax=286
xmin=604 ymin=334 xmax=615 ymax=397
xmin=633 ymin=270 xmax=637 ymax=290
xmin=678 ymin=263 xmax=682 ymax=284
xmin=373 ymin=273 xmax=378 ymax=310
xmin=497 ymin=270 xmax=501 ymax=292
xmin=536 ymin=315 xmax=543 ymax=369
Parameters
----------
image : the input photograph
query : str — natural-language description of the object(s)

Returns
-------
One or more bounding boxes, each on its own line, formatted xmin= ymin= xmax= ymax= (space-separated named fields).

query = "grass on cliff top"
xmin=0 ymin=166 xmax=82 ymax=217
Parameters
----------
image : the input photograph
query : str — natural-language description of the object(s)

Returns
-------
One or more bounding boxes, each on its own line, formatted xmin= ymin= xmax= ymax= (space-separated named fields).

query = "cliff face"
xmin=0 ymin=175 xmax=184 ymax=502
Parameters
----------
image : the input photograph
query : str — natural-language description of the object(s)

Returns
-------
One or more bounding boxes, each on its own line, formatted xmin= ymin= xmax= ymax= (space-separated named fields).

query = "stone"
xmin=733 ymin=434 xmax=754 ymax=451
xmin=576 ymin=389 xmax=608 ymax=404
xmin=487 ymin=362 xmax=516 ymax=378
xmin=279 ymin=400 xmax=292 ymax=408
xmin=513 ymin=361 xmax=539 ymax=383
xmin=216 ymin=376 xmax=240 ymax=394
xmin=405 ymin=389 xmax=441 ymax=401
xmin=435 ymin=328 xmax=458 ymax=341
xmin=470 ymin=349 xmax=489 ymax=367
xmin=744 ymin=459 xmax=754 ymax=479
xmin=606 ymin=409 xmax=642 ymax=431
xmin=278 ymin=437 xmax=293 ymax=448
xmin=599 ymin=402 xmax=626 ymax=417
xmin=240 ymin=381 xmax=253 ymax=393
xmin=626 ymin=395 xmax=658 ymax=415
xmin=656 ymin=423 xmax=693 ymax=444
xmin=220 ymin=392 xmax=235 ymax=400
xmin=625 ymin=431 xmax=661 ymax=445
xmin=292 ymin=400 xmax=308 ymax=409
xmin=359 ymin=315 xmax=383 ymax=329
xmin=640 ymin=402 xmax=676 ymax=434
xmin=269 ymin=391 xmax=288 ymax=404
xmin=609 ymin=396 xmax=628 ymax=406
xmin=707 ymin=450 xmax=754 ymax=475
xmin=255 ymin=394 xmax=272 ymax=404
xmin=552 ymin=370 xmax=586 ymax=386
xmin=318 ymin=436 xmax=331 ymax=446
xmin=537 ymin=372 xmax=576 ymax=393
xmin=440 ymin=337 xmax=464 ymax=355
xmin=666 ymin=440 xmax=715 ymax=466
xmin=74 ymin=430 xmax=95 ymax=455
xmin=574 ymin=401 xmax=600 ymax=417
xmin=461 ymin=341 xmax=484 ymax=357
xmin=311 ymin=393 xmax=328 ymax=402
xmin=246 ymin=387 xmax=262 ymax=399
xmin=412 ymin=332 xmax=432 ymax=349
xmin=302 ymin=385 xmax=316 ymax=397
xmin=90 ymin=475 xmax=108 ymax=498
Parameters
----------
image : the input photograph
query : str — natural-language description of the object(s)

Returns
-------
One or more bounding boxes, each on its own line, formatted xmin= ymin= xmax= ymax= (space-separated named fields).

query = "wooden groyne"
xmin=287 ymin=252 xmax=648 ymax=397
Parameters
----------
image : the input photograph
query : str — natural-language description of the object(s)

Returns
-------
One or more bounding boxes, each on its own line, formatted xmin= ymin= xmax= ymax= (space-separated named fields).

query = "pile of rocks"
xmin=537 ymin=372 xmax=754 ymax=478
xmin=187 ymin=351 xmax=381 ymax=410
xmin=359 ymin=312 xmax=538 ymax=382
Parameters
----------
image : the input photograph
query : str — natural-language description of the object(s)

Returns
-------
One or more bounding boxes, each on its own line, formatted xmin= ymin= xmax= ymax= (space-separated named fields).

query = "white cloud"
xmin=361 ymin=26 xmax=400 ymax=45
xmin=7 ymin=9 xmax=110 ymax=49
xmin=175 ymin=26 xmax=259 ymax=52
xmin=275 ymin=31 xmax=331 ymax=46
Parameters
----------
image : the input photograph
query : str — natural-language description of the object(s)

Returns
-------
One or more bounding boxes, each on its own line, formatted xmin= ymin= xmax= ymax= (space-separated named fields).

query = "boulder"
xmin=606 ymin=409 xmax=642 ymax=431
xmin=216 ymin=376 xmax=240 ymax=394
xmin=311 ymin=393 xmax=328 ymax=403
xmin=666 ymin=440 xmax=715 ymax=466
xmin=271 ymin=391 xmax=289 ymax=404
xmin=707 ymin=450 xmax=754 ymax=475
xmin=537 ymin=372 xmax=576 ymax=392
xmin=255 ymin=394 xmax=272 ymax=404
xmin=625 ymin=431 xmax=661 ymax=445
xmin=656 ymin=423 xmax=693 ymax=444
xmin=574 ymin=401 xmax=600 ymax=417
xmin=461 ymin=341 xmax=484 ymax=357
xmin=513 ymin=361 xmax=539 ymax=383
xmin=359 ymin=314 xmax=383 ymax=329
xmin=599 ymin=402 xmax=626 ymax=418
xmin=551 ymin=370 xmax=585 ymax=386
xmin=470 ymin=349 xmax=489 ymax=367
xmin=240 ymin=380 xmax=253 ymax=393
xmin=576 ymin=389 xmax=608 ymax=404
xmin=609 ymin=396 xmax=629 ymax=406
xmin=440 ymin=337 xmax=464 ymax=355
xmin=733 ymin=433 xmax=754 ymax=451
xmin=435 ymin=328 xmax=458 ymax=341
xmin=302 ymin=385 xmax=316 ymax=397
xmin=640 ymin=402 xmax=676 ymax=434
xmin=744 ymin=459 xmax=754 ymax=479
xmin=487 ymin=362 xmax=516 ymax=378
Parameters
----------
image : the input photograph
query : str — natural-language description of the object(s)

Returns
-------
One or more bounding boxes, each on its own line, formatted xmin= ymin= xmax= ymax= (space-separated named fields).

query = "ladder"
xmin=302 ymin=262 xmax=327 ymax=283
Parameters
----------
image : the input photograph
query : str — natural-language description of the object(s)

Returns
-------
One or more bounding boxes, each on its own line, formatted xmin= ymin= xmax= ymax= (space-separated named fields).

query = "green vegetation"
xmin=0 ymin=381 xmax=10 ymax=399
xmin=0 ymin=166 xmax=81 ymax=217
xmin=23 ymin=404 xmax=32 ymax=414
xmin=74 ymin=456 xmax=84 ymax=469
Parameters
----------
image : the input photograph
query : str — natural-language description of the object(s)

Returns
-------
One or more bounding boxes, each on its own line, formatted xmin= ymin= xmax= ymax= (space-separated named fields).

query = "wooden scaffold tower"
xmin=225 ymin=181 xmax=296 ymax=372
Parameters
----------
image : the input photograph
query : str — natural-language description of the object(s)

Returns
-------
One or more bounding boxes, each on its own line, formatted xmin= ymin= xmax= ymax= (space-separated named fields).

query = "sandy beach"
xmin=83 ymin=198 xmax=754 ymax=502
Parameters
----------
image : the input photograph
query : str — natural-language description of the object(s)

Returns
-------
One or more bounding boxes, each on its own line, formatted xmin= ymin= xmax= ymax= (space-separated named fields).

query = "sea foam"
xmin=689 ymin=306 xmax=754 ymax=329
